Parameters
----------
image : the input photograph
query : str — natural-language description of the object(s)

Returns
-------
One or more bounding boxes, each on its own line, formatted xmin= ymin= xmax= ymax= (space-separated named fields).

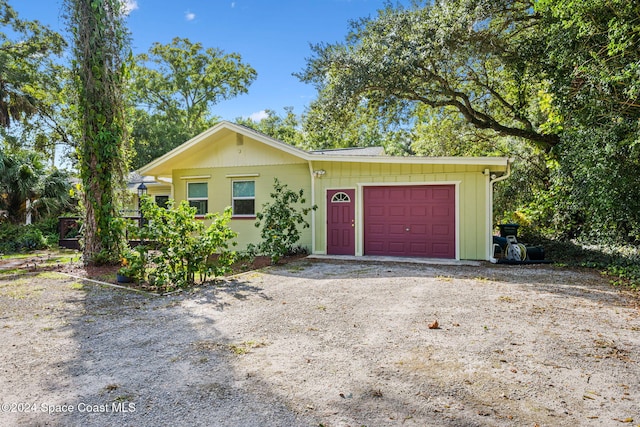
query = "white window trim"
xmin=187 ymin=182 xmax=208 ymax=216
xmin=232 ymin=180 xmax=256 ymax=217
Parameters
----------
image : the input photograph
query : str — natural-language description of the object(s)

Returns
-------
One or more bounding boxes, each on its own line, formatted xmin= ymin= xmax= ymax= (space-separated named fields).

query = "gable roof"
xmin=138 ymin=120 xmax=511 ymax=178
xmin=138 ymin=121 xmax=309 ymax=177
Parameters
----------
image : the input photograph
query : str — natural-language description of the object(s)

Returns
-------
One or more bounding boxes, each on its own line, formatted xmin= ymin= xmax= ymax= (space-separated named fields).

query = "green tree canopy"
xmin=0 ymin=0 xmax=65 ymax=129
xmin=531 ymin=0 xmax=640 ymax=241
xmin=536 ymin=0 xmax=640 ymax=125
xmin=234 ymin=107 xmax=304 ymax=147
xmin=130 ymin=37 xmax=257 ymax=169
xmin=302 ymin=95 xmax=409 ymax=153
xmin=297 ymin=0 xmax=560 ymax=154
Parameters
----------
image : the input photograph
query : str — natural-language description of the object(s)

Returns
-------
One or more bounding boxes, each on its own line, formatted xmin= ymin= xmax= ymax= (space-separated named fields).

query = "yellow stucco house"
xmin=136 ymin=121 xmax=511 ymax=261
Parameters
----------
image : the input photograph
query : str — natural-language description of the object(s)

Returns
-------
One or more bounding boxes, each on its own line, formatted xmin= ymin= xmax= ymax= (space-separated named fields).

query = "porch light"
xmin=137 ymin=182 xmax=148 ymax=227
xmin=137 ymin=182 xmax=148 ymax=198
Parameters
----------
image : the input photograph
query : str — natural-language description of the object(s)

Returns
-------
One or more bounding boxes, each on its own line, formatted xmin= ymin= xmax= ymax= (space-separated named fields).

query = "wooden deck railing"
xmin=58 ymin=215 xmax=144 ymax=250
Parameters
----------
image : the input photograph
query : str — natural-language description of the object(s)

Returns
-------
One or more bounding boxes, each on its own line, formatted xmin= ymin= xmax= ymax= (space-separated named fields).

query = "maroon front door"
xmin=364 ymin=185 xmax=456 ymax=258
xmin=326 ymin=189 xmax=355 ymax=255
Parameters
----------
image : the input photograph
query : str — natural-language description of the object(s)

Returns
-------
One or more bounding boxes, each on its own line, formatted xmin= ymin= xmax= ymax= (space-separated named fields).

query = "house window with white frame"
xmin=232 ymin=180 xmax=255 ymax=216
xmin=187 ymin=182 xmax=208 ymax=215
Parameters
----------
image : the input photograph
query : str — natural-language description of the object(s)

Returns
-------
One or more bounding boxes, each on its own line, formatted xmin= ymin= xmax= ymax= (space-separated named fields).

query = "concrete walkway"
xmin=306 ymin=254 xmax=482 ymax=266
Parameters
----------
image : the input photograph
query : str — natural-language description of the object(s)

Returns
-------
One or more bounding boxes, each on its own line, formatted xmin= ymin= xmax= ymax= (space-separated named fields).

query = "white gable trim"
xmin=137 ymin=121 xmax=309 ymax=176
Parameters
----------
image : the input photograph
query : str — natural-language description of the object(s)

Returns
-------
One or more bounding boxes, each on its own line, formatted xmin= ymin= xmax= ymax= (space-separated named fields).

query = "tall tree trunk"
xmin=67 ymin=0 xmax=129 ymax=265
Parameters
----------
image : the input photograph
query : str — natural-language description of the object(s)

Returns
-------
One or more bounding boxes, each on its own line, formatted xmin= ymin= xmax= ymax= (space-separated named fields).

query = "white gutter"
xmin=488 ymin=158 xmax=513 ymax=263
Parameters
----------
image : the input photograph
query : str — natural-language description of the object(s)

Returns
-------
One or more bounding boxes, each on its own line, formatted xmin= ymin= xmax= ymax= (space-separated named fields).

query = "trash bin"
xmin=526 ymin=246 xmax=545 ymax=260
xmin=498 ymin=223 xmax=519 ymax=238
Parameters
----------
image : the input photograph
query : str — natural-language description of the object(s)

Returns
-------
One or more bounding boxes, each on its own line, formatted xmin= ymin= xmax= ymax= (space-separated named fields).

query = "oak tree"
xmin=130 ymin=37 xmax=257 ymax=168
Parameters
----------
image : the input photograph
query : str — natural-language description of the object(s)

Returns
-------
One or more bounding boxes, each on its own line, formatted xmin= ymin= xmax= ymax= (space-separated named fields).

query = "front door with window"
xmin=326 ymin=189 xmax=355 ymax=255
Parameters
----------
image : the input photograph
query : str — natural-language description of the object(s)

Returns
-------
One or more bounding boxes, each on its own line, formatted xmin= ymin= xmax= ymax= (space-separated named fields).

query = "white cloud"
xmin=123 ymin=0 xmax=139 ymax=15
xmin=249 ymin=110 xmax=269 ymax=122
xmin=185 ymin=11 xmax=196 ymax=21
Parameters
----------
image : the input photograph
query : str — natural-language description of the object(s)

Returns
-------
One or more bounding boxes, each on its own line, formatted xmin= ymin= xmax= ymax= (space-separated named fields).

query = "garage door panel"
xmin=367 ymin=240 xmax=385 ymax=252
xmin=367 ymin=188 xmax=386 ymax=200
xmin=388 ymin=223 xmax=406 ymax=234
xmin=369 ymin=206 xmax=385 ymax=217
xmin=410 ymin=224 xmax=427 ymax=235
xmin=432 ymin=224 xmax=451 ymax=236
xmin=364 ymin=185 xmax=455 ymax=258
xmin=410 ymin=187 xmax=429 ymax=200
xmin=389 ymin=206 xmax=406 ymax=216
xmin=432 ymin=188 xmax=452 ymax=200
xmin=387 ymin=188 xmax=407 ymax=201
xmin=432 ymin=205 xmax=451 ymax=217
xmin=431 ymin=243 xmax=453 ymax=257
xmin=410 ymin=242 xmax=427 ymax=253
xmin=369 ymin=223 xmax=385 ymax=234
xmin=410 ymin=206 xmax=427 ymax=216
xmin=388 ymin=241 xmax=406 ymax=252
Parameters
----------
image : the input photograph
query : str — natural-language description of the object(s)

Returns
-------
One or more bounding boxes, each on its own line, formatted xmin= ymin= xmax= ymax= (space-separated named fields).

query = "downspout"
xmin=489 ymin=158 xmax=513 ymax=264
xmin=308 ymin=161 xmax=316 ymax=255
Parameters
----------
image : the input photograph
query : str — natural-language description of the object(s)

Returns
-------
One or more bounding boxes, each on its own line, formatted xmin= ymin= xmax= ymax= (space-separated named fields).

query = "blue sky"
xmin=13 ymin=0 xmax=399 ymax=122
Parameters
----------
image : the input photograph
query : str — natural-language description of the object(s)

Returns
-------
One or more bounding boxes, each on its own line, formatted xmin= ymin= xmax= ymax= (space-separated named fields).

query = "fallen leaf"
xmin=428 ymin=320 xmax=440 ymax=329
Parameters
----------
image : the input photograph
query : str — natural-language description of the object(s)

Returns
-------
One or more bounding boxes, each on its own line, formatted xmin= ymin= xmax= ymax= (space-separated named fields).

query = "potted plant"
xmin=117 ymin=258 xmax=134 ymax=283
xmin=117 ymin=249 xmax=143 ymax=283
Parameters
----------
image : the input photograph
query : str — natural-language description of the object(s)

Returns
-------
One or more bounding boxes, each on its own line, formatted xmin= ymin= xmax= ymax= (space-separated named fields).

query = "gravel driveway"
xmin=1 ymin=259 xmax=639 ymax=426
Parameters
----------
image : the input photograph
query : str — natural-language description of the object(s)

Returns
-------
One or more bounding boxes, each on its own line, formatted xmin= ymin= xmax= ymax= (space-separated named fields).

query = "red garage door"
xmin=364 ymin=185 xmax=456 ymax=258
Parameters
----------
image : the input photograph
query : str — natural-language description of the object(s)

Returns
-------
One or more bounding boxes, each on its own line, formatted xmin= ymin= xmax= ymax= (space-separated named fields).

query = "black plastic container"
xmin=498 ymin=223 xmax=519 ymax=238
xmin=526 ymin=246 xmax=545 ymax=261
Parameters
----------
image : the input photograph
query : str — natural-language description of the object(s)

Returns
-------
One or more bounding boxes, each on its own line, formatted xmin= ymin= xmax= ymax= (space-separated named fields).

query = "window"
xmin=187 ymin=182 xmax=208 ymax=215
xmin=155 ymin=195 xmax=169 ymax=209
xmin=232 ymin=180 xmax=255 ymax=216
xmin=331 ymin=192 xmax=351 ymax=203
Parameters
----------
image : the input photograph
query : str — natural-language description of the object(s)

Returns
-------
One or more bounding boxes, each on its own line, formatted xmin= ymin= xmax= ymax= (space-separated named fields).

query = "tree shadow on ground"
xmin=0 ymin=273 xmax=315 ymax=426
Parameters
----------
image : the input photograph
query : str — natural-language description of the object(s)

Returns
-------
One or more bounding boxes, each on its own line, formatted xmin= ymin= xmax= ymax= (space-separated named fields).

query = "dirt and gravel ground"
xmin=1 ymin=257 xmax=639 ymax=427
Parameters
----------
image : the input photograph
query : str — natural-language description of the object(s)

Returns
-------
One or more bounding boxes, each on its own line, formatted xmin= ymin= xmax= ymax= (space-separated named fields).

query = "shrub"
xmin=0 ymin=223 xmax=48 ymax=253
xmin=253 ymin=178 xmax=316 ymax=264
xmin=537 ymin=237 xmax=640 ymax=290
xmin=124 ymin=196 xmax=237 ymax=290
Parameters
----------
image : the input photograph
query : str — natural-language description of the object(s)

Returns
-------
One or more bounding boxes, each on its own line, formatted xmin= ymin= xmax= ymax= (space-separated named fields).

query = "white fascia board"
xmin=307 ymin=153 xmax=511 ymax=167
